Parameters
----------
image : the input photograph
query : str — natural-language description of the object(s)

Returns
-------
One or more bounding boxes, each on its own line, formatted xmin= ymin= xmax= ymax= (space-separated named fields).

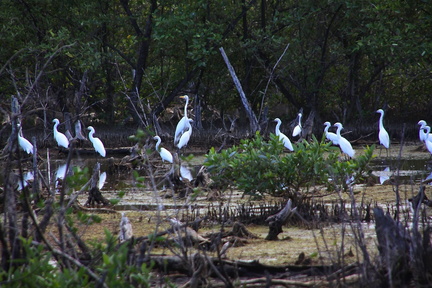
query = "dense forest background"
xmin=1 ymin=0 xmax=431 ymax=142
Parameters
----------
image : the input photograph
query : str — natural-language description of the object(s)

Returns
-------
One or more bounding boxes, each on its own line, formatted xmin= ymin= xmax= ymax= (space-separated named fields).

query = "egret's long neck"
xmin=324 ymin=124 xmax=329 ymax=134
xmin=54 ymin=123 xmax=58 ymax=133
xmin=155 ymin=138 xmax=161 ymax=151
xmin=379 ymin=113 xmax=384 ymax=129
xmin=184 ymin=98 xmax=189 ymax=117
xmin=275 ymin=121 xmax=281 ymax=135
xmin=336 ymin=125 xmax=342 ymax=137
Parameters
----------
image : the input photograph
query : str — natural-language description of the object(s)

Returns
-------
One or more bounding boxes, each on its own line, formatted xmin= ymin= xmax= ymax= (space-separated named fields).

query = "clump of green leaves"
xmin=205 ymin=132 xmax=375 ymax=200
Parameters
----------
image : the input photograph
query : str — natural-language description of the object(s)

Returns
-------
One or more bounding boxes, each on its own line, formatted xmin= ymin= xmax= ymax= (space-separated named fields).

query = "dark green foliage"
xmin=205 ymin=132 xmax=375 ymax=200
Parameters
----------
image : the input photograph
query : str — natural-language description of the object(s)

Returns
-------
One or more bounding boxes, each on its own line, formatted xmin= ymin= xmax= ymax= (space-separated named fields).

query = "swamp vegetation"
xmin=2 ymin=126 xmax=432 ymax=287
xmin=2 ymin=0 xmax=432 ymax=286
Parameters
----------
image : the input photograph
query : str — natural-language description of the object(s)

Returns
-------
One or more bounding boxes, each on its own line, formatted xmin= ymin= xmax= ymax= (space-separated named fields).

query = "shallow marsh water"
xmin=4 ymin=143 xmax=432 ymax=265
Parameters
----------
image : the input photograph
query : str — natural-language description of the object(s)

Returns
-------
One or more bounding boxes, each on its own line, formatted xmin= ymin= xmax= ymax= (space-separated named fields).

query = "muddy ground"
xmin=64 ymin=142 xmax=432 ymax=270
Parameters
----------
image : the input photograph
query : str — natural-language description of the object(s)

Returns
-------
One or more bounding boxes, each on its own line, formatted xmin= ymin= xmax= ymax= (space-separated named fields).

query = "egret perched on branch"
xmin=376 ymin=109 xmax=390 ymax=149
xmin=323 ymin=122 xmax=338 ymax=145
xmin=53 ymin=119 xmax=69 ymax=149
xmin=174 ymin=95 xmax=191 ymax=145
xmin=177 ymin=119 xmax=193 ymax=150
xmin=274 ymin=118 xmax=294 ymax=151
xmin=17 ymin=124 xmax=34 ymax=154
xmin=154 ymin=136 xmax=173 ymax=163
xmin=87 ymin=126 xmax=106 ymax=157
xmin=334 ymin=122 xmax=355 ymax=158
xmin=292 ymin=112 xmax=302 ymax=137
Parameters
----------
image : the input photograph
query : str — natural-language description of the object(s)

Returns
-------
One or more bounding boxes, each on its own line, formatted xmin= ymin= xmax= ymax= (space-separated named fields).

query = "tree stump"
xmin=265 ymin=199 xmax=296 ymax=240
xmin=84 ymin=163 xmax=110 ymax=207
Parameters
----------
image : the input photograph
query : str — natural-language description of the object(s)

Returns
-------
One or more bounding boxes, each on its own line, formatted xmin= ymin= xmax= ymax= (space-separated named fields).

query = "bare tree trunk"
xmin=120 ymin=0 xmax=157 ymax=126
xmin=219 ymin=47 xmax=259 ymax=133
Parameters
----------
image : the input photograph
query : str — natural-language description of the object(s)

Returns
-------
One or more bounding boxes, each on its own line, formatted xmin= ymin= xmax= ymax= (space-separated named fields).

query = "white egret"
xmin=153 ymin=136 xmax=173 ymax=163
xmin=174 ymin=95 xmax=190 ymax=145
xmin=418 ymin=120 xmax=432 ymax=142
xmin=423 ymin=126 xmax=432 ymax=155
xmin=17 ymin=125 xmax=34 ymax=154
xmin=53 ymin=119 xmax=70 ymax=149
xmin=334 ymin=122 xmax=355 ymax=158
xmin=177 ymin=119 xmax=193 ymax=150
xmin=87 ymin=126 xmax=106 ymax=157
xmin=292 ymin=113 xmax=302 ymax=137
xmin=274 ymin=118 xmax=294 ymax=151
xmin=323 ymin=122 xmax=338 ymax=145
xmin=376 ymin=109 xmax=390 ymax=149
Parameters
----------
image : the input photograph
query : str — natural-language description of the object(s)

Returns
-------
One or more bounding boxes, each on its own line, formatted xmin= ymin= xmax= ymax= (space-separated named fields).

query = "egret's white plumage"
xmin=274 ymin=118 xmax=294 ymax=151
xmin=18 ymin=125 xmax=34 ymax=154
xmin=177 ymin=119 xmax=193 ymax=150
xmin=53 ymin=119 xmax=69 ymax=148
xmin=418 ymin=120 xmax=432 ymax=142
xmin=154 ymin=136 xmax=173 ymax=163
xmin=424 ymin=126 xmax=432 ymax=155
xmin=292 ymin=113 xmax=302 ymax=137
xmin=323 ymin=122 xmax=338 ymax=145
xmin=87 ymin=126 xmax=106 ymax=157
xmin=174 ymin=95 xmax=190 ymax=145
xmin=334 ymin=122 xmax=355 ymax=158
xmin=376 ymin=109 xmax=390 ymax=149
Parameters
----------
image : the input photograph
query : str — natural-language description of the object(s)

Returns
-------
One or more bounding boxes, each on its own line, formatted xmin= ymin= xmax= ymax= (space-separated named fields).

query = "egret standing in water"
xmin=274 ymin=118 xmax=294 ymax=151
xmin=53 ymin=119 xmax=69 ymax=149
xmin=376 ymin=109 xmax=390 ymax=154
xmin=334 ymin=122 xmax=355 ymax=158
xmin=17 ymin=124 xmax=34 ymax=154
xmin=87 ymin=126 xmax=106 ymax=157
xmin=177 ymin=119 xmax=193 ymax=150
xmin=323 ymin=122 xmax=338 ymax=145
xmin=292 ymin=112 xmax=302 ymax=137
xmin=174 ymin=95 xmax=190 ymax=145
xmin=153 ymin=136 xmax=173 ymax=163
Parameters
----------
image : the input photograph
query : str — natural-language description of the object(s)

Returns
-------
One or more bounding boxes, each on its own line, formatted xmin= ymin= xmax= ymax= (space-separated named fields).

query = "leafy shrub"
xmin=204 ymin=132 xmax=375 ymax=200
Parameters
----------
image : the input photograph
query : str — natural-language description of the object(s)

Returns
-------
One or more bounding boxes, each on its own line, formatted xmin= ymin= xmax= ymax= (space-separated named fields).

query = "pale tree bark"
xmin=219 ymin=47 xmax=260 ymax=133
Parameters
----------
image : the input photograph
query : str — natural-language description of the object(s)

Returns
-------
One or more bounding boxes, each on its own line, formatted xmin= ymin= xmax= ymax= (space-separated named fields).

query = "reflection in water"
xmin=98 ymin=171 xmax=107 ymax=190
xmin=55 ymin=163 xmax=68 ymax=189
xmin=424 ymin=172 xmax=432 ymax=185
xmin=17 ymin=171 xmax=34 ymax=191
xmin=180 ymin=165 xmax=193 ymax=182
xmin=380 ymin=167 xmax=390 ymax=185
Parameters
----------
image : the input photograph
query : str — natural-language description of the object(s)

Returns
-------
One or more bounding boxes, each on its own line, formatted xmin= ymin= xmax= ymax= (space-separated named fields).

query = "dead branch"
xmin=265 ymin=199 xmax=296 ymax=240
